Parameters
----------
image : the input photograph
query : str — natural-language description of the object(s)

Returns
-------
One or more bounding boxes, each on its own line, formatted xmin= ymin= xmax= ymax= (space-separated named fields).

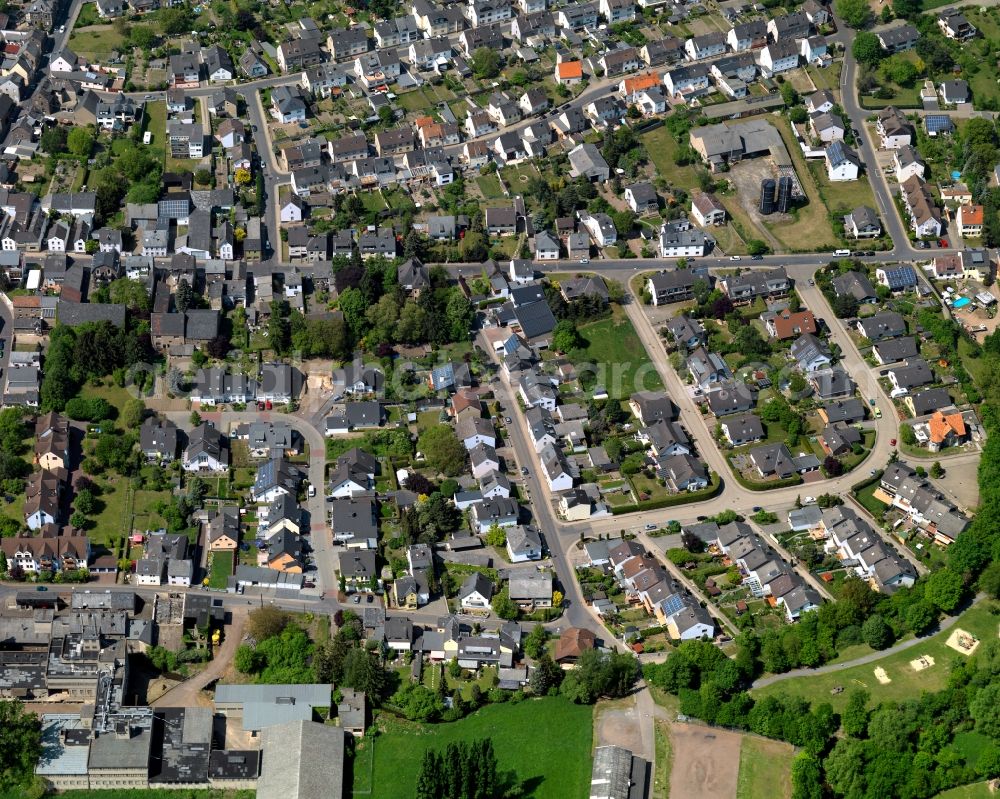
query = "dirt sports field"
xmin=669 ymin=722 xmax=743 ymax=799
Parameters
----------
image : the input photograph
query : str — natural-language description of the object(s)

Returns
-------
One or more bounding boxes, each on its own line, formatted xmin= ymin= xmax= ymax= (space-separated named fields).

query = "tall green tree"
xmin=0 ymin=700 xmax=42 ymax=788
xmin=418 ymin=425 xmax=467 ymax=476
xmin=836 ymin=0 xmax=872 ymax=27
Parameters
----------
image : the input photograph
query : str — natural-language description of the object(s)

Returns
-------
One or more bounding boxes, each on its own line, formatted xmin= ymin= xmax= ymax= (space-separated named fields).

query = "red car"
xmin=939 ymin=239 xmax=949 ymax=248
xmin=890 ymin=438 xmax=897 ymax=446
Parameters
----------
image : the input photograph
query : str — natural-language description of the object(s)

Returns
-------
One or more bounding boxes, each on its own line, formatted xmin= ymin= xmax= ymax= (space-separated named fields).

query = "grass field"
xmin=642 ymin=126 xmax=702 ymax=191
xmin=359 ymin=697 xmax=592 ymax=797
xmin=573 ymin=310 xmax=664 ymax=398
xmin=753 ymin=601 xmax=1000 ymax=712
xmin=653 ymin=719 xmax=673 ymax=799
xmin=808 ymin=161 xmax=877 ymax=215
xmin=765 ymin=117 xmax=838 ymax=252
xmin=806 ymin=63 xmax=842 ymax=93
xmin=854 ymin=482 xmax=887 ymax=517
xmin=396 ymin=87 xmax=437 ymax=112
xmin=68 ymin=24 xmax=126 ymax=57
xmin=934 ymin=782 xmax=996 ymax=799
xmin=207 ymin=551 xmax=234 ymax=589
xmin=711 ymin=222 xmax=747 ymax=256
xmin=476 ymin=174 xmax=506 ymax=200
xmin=736 ymin=736 xmax=794 ymax=799
xmin=80 ymin=380 xmax=136 ymax=412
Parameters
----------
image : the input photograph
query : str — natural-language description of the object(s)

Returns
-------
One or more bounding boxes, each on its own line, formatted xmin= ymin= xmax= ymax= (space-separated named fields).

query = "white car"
xmin=729 ymin=255 xmax=741 ymax=261
xmin=802 ymin=496 xmax=816 ymax=505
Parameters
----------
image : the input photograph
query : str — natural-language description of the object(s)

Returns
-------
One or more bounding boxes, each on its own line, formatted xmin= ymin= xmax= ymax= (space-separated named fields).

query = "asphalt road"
xmin=164 ymin=409 xmax=335 ymax=595
xmin=480 ymin=335 xmax=613 ymax=641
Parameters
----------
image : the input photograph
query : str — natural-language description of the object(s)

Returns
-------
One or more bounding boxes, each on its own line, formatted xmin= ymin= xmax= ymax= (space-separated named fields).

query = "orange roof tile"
xmin=927 ymin=410 xmax=966 ymax=444
xmin=770 ymin=309 xmax=817 ymax=339
xmin=960 ymin=204 xmax=984 ymax=225
xmin=557 ymin=61 xmax=583 ymax=79
xmin=414 ymin=115 xmax=435 ymax=128
xmin=623 ymin=72 xmax=660 ymax=93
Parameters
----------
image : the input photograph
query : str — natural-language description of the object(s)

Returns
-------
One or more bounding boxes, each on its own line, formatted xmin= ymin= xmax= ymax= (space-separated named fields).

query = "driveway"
xmin=152 ymin=606 xmax=247 ymax=708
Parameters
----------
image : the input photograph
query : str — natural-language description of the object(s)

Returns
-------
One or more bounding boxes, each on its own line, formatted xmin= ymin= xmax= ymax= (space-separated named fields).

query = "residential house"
xmin=182 ymin=423 xmax=228 ymax=472
xmin=825 ymin=141 xmax=861 ymax=181
xmin=691 ymin=194 xmax=726 ymax=226
xmin=876 ymin=107 xmax=912 ymax=149
xmin=875 ymin=264 xmax=918 ymax=293
xmin=957 ymin=204 xmax=984 ymax=237
xmin=844 ymin=206 xmax=881 ymax=239
xmin=720 ymin=413 xmax=764 ymax=446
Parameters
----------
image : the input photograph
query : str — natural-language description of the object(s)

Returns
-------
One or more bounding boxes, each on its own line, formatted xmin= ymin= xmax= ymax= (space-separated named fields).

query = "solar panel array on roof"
xmin=661 ymin=593 xmax=686 ymax=618
xmin=924 ymin=115 xmax=954 ymax=134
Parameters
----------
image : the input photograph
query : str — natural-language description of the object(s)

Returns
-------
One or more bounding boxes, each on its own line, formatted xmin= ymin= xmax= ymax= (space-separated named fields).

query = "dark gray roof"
xmin=56 ymin=301 xmax=126 ymax=327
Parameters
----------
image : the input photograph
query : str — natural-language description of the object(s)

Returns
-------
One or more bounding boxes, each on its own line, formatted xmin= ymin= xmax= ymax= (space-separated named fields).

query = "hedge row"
xmin=726 ymin=465 xmax=803 ymax=492
xmin=611 ymin=474 xmax=721 ymax=515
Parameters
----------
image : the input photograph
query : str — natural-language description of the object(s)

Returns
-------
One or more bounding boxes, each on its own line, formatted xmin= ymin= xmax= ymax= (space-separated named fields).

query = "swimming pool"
xmin=953 ymin=297 xmax=971 ymax=309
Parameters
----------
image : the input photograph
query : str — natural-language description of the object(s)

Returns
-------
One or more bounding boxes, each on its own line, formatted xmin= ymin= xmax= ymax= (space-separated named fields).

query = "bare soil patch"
xmin=669 ymin=722 xmax=742 ymax=799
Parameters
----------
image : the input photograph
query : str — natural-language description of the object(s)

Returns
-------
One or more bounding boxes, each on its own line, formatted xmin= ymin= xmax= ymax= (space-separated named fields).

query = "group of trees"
xmin=236 ymin=609 xmax=316 ymax=684
xmin=418 ymin=425 xmax=468 ymax=477
xmin=0 ymin=409 xmax=29 ymax=497
xmin=415 ymin=739 xmax=502 ymax=799
xmin=0 ymin=700 xmax=41 ymax=790
xmin=398 ymin=492 xmax=462 ymax=545
xmin=41 ymin=321 xmax=153 ymax=412
xmin=544 ymin=280 xmax=622 ymax=327
xmin=332 ymin=257 xmax=473 ymax=352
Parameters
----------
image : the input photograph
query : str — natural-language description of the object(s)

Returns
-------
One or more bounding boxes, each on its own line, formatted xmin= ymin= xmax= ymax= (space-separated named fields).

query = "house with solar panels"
xmin=875 ymin=264 xmax=918 ymax=294
xmin=924 ymin=115 xmax=955 ymax=137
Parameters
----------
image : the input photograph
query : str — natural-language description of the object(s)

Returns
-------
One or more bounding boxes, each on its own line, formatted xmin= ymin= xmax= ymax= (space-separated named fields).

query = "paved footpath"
xmin=751 ymin=594 xmax=985 ymax=689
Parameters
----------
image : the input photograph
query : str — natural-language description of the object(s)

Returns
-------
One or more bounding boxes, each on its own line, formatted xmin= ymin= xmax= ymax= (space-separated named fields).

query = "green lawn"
xmin=653 ymin=719 xmax=674 ymax=799
xmin=359 ymin=191 xmax=387 ymax=213
xmin=572 ymin=310 xmax=664 ymax=399
xmin=396 ymin=87 xmax=443 ymax=113
xmin=736 ymin=736 xmax=794 ymax=799
xmin=753 ymin=601 xmax=1000 ymax=712
xmin=73 ymin=2 xmax=102 ymax=26
xmin=87 ymin=475 xmax=132 ymax=547
xmin=208 ymin=551 xmax=234 ymax=589
xmin=934 ymin=783 xmax=997 ymax=799
xmin=80 ymin=380 xmax=136 ymax=413
xmin=642 ymin=126 xmax=702 ymax=191
xmin=476 ymin=174 xmax=506 ymax=200
xmin=808 ymin=161 xmax=877 ymax=215
xmin=765 ymin=117 xmax=839 ymax=252
xmin=360 ymin=697 xmax=592 ymax=797
xmin=854 ymin=482 xmax=887 ymax=517
xmin=68 ymin=24 xmax=126 ymax=57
